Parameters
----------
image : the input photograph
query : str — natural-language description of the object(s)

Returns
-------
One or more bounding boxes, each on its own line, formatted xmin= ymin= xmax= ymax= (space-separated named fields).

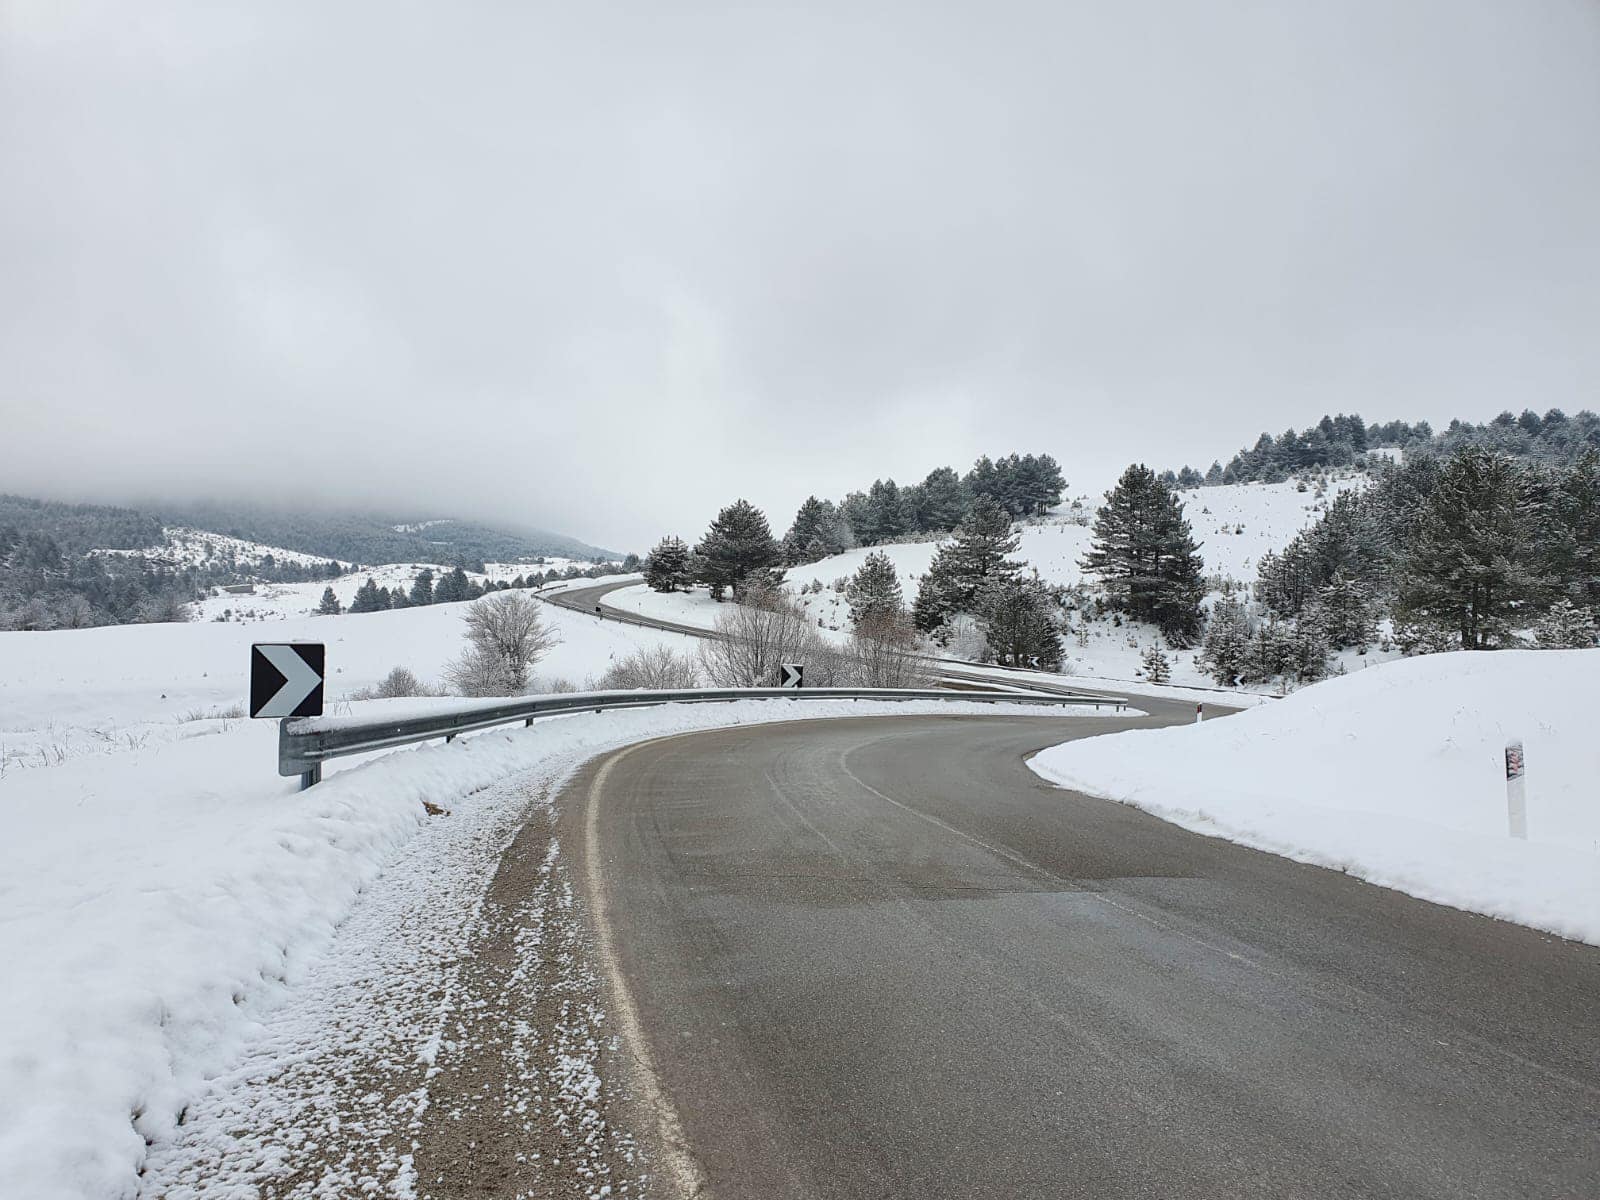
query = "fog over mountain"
xmin=3 ymin=1 xmax=1597 ymax=548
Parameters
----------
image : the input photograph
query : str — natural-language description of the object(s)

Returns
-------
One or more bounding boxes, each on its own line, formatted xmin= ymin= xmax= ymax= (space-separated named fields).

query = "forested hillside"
xmin=154 ymin=502 xmax=620 ymax=566
xmin=1173 ymin=409 xmax=1600 ymax=487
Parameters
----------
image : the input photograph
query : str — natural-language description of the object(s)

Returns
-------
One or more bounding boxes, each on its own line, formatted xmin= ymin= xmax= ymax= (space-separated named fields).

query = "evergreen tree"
xmin=644 ymin=536 xmax=694 ymax=593
xmin=782 ymin=497 xmax=834 ymax=564
xmin=317 ymin=586 xmax=342 ymax=615
xmin=696 ymin=499 xmax=781 ymax=601
xmin=1533 ymin=599 xmax=1597 ymax=649
xmin=348 ymin=577 xmax=391 ymax=613
xmin=433 ymin=566 xmax=470 ymax=605
xmin=1395 ymin=448 xmax=1534 ymax=649
xmin=389 ymin=586 xmax=410 ymax=608
xmin=1200 ymin=597 xmax=1253 ymax=686
xmin=1140 ymin=645 xmax=1171 ymax=683
xmin=1301 ymin=571 xmax=1377 ymax=649
xmin=409 ymin=568 xmax=435 ymax=606
xmin=912 ymin=496 xmax=1022 ymax=631
xmin=1081 ymin=465 xmax=1205 ymax=641
xmin=845 ymin=551 xmax=905 ymax=627
xmin=1542 ymin=450 xmax=1600 ymax=620
xmin=976 ymin=575 xmax=1061 ymax=669
xmin=913 ymin=466 xmax=971 ymax=531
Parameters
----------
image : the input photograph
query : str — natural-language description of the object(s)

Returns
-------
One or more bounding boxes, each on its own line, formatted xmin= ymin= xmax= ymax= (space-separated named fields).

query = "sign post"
xmin=779 ymin=663 xmax=804 ymax=689
xmin=1505 ymin=739 xmax=1527 ymax=839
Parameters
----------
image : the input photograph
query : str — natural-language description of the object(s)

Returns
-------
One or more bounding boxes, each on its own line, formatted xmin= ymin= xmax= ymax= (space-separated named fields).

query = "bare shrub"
xmin=444 ymin=645 xmax=519 ymax=697
xmin=599 ymin=646 xmax=701 ymax=690
xmin=178 ymin=704 xmax=247 ymax=722
xmin=698 ymin=582 xmax=834 ymax=687
xmin=350 ymin=666 xmax=443 ymax=700
xmin=847 ymin=612 xmax=930 ymax=688
xmin=446 ymin=591 xmax=560 ymax=696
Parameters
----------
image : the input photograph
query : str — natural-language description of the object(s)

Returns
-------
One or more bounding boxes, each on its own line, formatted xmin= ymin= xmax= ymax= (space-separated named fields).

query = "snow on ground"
xmin=190 ymin=562 xmax=622 ymax=624
xmin=608 ymin=474 xmax=1378 ymax=696
xmin=0 ymin=587 xmax=686 ymax=774
xmin=0 ymin=694 xmax=1088 ymax=1200
xmin=1030 ymin=650 xmax=1600 ymax=944
xmin=96 ymin=527 xmax=349 ymax=572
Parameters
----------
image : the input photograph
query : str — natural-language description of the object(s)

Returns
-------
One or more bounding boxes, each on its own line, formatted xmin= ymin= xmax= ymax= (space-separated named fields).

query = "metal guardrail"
xmin=279 ymin=686 xmax=1126 ymax=788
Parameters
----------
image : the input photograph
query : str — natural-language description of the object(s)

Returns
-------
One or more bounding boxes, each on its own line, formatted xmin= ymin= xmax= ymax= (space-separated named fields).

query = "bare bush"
xmin=444 ymin=645 xmax=520 ymax=697
xmin=847 ymin=612 xmax=930 ymax=688
xmin=350 ymin=666 xmax=444 ymax=700
xmin=698 ymin=582 xmax=834 ymax=687
xmin=446 ymin=591 xmax=560 ymax=696
xmin=599 ymin=646 xmax=701 ymax=690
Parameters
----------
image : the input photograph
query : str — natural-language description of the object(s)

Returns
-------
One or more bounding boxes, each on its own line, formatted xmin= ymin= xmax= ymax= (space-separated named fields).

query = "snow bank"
xmin=0 ymin=696 xmax=1084 ymax=1199
xmin=1029 ymin=651 xmax=1600 ymax=943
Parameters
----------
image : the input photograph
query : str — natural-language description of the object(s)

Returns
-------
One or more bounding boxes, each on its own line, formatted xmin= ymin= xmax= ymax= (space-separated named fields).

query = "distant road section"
xmin=566 ymin=712 xmax=1600 ymax=1199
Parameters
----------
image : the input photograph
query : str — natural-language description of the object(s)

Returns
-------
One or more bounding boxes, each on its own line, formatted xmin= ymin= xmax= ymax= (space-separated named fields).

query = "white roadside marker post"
xmin=1505 ymin=739 xmax=1528 ymax=840
xmin=1195 ymin=703 xmax=1203 ymax=724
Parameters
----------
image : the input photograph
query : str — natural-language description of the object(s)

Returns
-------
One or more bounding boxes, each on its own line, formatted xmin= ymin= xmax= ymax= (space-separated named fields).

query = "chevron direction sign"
xmin=250 ymin=643 xmax=326 ymax=719
xmin=779 ymin=663 xmax=804 ymax=689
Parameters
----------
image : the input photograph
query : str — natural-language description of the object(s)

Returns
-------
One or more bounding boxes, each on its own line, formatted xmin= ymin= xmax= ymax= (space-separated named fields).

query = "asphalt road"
xmin=565 ymin=711 xmax=1600 ymax=1200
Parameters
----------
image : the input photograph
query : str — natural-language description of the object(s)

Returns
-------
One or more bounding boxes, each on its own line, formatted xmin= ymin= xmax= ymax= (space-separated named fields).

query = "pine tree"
xmin=389 ymin=587 xmax=410 ymax=609
xmin=1533 ymin=599 xmax=1597 ymax=649
xmin=975 ymin=575 xmax=1061 ymax=669
xmin=433 ymin=566 xmax=470 ymax=605
xmin=913 ymin=466 xmax=971 ymax=531
xmin=845 ymin=551 xmax=905 ymax=627
xmin=1081 ymin=464 xmax=1205 ymax=641
xmin=1301 ymin=571 xmax=1377 ymax=649
xmin=409 ymin=568 xmax=435 ymax=606
xmin=1543 ymin=450 xmax=1600 ymax=621
xmin=644 ymin=536 xmax=694 ymax=593
xmin=912 ymin=496 xmax=1021 ymax=631
xmin=1140 ymin=645 xmax=1171 ymax=683
xmin=783 ymin=497 xmax=835 ymax=564
xmin=1396 ymin=448 xmax=1533 ymax=649
xmin=348 ymin=577 xmax=391 ymax=613
xmin=1200 ymin=597 xmax=1252 ymax=685
xmin=317 ymin=586 xmax=342 ymax=615
xmin=696 ymin=500 xmax=781 ymax=601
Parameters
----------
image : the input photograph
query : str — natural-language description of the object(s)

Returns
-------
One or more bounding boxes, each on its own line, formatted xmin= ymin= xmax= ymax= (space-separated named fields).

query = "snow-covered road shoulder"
xmin=1 ymin=696 xmax=1100 ymax=1200
xmin=1028 ymin=651 xmax=1600 ymax=945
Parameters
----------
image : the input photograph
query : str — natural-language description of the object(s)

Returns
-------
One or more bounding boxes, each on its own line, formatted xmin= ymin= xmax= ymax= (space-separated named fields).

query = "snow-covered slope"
xmin=0 ymin=585 xmax=683 ymax=773
xmin=96 ymin=526 xmax=348 ymax=571
xmin=609 ymin=474 xmax=1375 ymax=692
xmin=1031 ymin=651 xmax=1600 ymax=943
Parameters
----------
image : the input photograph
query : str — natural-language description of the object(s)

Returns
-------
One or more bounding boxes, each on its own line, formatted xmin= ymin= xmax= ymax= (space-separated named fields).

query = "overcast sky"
xmin=3 ymin=1 xmax=1598 ymax=551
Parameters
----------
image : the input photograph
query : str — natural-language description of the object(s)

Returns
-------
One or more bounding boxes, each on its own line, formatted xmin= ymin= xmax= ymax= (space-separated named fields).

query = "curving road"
xmin=562 ymin=711 xmax=1600 ymax=1199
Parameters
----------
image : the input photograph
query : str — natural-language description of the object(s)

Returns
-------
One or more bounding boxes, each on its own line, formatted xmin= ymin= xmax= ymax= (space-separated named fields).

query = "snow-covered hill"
xmin=188 ymin=558 xmax=611 ymax=624
xmin=95 ymin=526 xmax=348 ymax=571
xmin=610 ymin=473 xmax=1378 ymax=691
xmin=0 ymin=577 xmax=664 ymax=774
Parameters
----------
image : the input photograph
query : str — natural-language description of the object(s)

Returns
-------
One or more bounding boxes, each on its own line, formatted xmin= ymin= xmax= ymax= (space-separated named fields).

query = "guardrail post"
xmin=300 ymin=764 xmax=321 ymax=790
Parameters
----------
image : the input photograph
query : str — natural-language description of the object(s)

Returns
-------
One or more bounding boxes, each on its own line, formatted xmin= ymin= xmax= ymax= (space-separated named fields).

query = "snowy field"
xmin=0 ymin=694 xmax=1089 ymax=1199
xmin=609 ymin=474 xmax=1378 ymax=692
xmin=97 ymin=526 xmax=350 ymax=572
xmin=0 ymin=581 xmax=674 ymax=774
xmin=188 ymin=559 xmax=620 ymax=624
xmin=1030 ymin=651 xmax=1600 ymax=944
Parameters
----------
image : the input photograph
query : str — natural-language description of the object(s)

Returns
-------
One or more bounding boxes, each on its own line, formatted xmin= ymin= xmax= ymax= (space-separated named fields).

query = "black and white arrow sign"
xmin=250 ymin=643 xmax=325 ymax=718
xmin=779 ymin=662 xmax=804 ymax=689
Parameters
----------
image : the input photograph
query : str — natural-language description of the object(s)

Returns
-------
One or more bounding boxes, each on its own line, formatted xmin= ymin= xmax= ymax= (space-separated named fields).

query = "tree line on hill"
xmin=640 ymin=457 xmax=1206 ymax=676
xmin=1171 ymin=409 xmax=1600 ymax=489
xmin=322 ymin=558 xmax=641 ymax=616
xmin=1195 ymin=446 xmax=1600 ymax=686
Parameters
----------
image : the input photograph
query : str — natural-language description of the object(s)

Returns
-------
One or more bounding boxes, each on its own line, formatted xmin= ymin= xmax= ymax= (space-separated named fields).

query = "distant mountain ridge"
xmin=151 ymin=500 xmax=623 ymax=567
